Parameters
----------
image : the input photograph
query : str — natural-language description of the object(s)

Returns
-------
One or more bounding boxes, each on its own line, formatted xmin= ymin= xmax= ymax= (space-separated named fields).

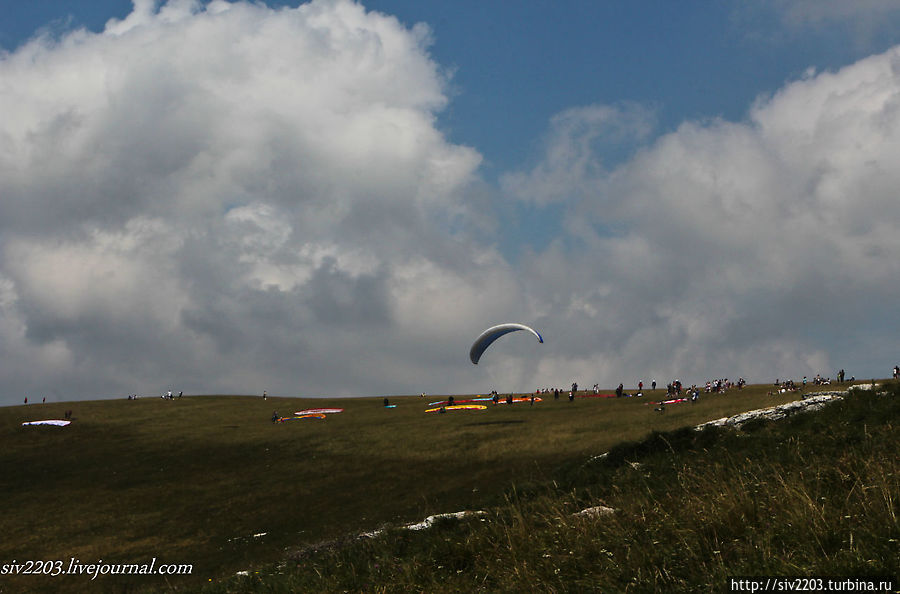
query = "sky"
xmin=2 ymin=0 xmax=900 ymax=404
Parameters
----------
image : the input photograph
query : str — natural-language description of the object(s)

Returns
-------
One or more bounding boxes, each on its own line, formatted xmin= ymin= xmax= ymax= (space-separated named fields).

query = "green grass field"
xmin=0 ymin=383 xmax=895 ymax=592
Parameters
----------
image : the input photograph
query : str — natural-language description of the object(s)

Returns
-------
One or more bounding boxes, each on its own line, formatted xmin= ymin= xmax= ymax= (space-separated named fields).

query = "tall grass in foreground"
xmin=213 ymin=385 xmax=899 ymax=593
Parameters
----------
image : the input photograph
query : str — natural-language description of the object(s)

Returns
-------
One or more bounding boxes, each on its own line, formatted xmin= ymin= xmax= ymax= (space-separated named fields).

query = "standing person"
xmin=652 ymin=380 xmax=657 ymax=391
xmin=638 ymin=381 xmax=643 ymax=392
xmin=263 ymin=391 xmax=267 ymax=400
xmin=615 ymin=383 xmax=623 ymax=398
xmin=272 ymin=411 xmax=279 ymax=423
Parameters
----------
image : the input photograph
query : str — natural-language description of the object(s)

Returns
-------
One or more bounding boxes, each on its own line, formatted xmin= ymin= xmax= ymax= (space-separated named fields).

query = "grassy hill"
xmin=0 ymin=382 xmax=896 ymax=592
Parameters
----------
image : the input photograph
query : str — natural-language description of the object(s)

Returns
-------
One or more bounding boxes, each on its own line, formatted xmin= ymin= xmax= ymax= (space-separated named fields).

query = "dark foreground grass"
xmin=209 ymin=384 xmax=899 ymax=593
xmin=0 ymin=383 xmax=892 ymax=592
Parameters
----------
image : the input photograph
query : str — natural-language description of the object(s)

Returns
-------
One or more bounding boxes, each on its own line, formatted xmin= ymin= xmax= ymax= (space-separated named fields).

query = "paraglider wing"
xmin=469 ymin=323 xmax=543 ymax=364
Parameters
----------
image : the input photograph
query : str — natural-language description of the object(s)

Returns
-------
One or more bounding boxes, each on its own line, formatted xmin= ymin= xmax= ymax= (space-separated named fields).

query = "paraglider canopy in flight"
xmin=469 ymin=323 xmax=543 ymax=364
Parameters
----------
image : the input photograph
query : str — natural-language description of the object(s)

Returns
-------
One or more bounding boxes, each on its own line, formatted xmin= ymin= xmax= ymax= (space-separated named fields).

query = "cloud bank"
xmin=2 ymin=0 xmax=899 ymax=403
xmin=0 ymin=0 xmax=499 ymax=401
xmin=504 ymin=50 xmax=900 ymax=387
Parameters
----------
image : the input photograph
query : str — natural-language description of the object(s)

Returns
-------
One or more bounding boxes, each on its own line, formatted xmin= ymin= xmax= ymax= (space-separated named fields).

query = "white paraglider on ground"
xmin=469 ymin=323 xmax=543 ymax=364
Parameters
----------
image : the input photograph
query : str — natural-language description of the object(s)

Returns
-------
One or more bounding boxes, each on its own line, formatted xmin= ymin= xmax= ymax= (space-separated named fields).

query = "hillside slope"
xmin=212 ymin=384 xmax=899 ymax=593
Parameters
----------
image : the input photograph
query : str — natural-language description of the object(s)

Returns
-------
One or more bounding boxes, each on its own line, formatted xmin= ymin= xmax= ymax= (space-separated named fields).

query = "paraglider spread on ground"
xmin=498 ymin=397 xmax=541 ymax=404
xmin=427 ymin=397 xmax=494 ymax=406
xmin=278 ymin=413 xmax=326 ymax=422
xmin=294 ymin=408 xmax=344 ymax=415
xmin=274 ymin=408 xmax=345 ymax=423
xmin=425 ymin=404 xmax=488 ymax=413
xmin=469 ymin=323 xmax=543 ymax=365
xmin=22 ymin=420 xmax=71 ymax=427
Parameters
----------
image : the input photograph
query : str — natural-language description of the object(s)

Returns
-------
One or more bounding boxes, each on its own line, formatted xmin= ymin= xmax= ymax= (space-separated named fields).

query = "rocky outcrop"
xmin=695 ymin=391 xmax=845 ymax=430
xmin=358 ymin=510 xmax=487 ymax=539
xmin=573 ymin=505 xmax=617 ymax=518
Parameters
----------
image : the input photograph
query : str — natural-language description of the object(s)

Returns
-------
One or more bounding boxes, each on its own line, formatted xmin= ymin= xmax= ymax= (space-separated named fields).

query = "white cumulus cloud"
xmin=503 ymin=45 xmax=900 ymax=389
xmin=3 ymin=0 xmax=900 ymax=404
xmin=0 ymin=0 xmax=491 ymax=402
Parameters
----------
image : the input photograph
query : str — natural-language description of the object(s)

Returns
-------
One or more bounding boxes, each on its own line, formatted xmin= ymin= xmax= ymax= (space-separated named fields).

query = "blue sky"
xmin=5 ymin=1 xmax=895 ymax=176
xmin=2 ymin=0 xmax=900 ymax=404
